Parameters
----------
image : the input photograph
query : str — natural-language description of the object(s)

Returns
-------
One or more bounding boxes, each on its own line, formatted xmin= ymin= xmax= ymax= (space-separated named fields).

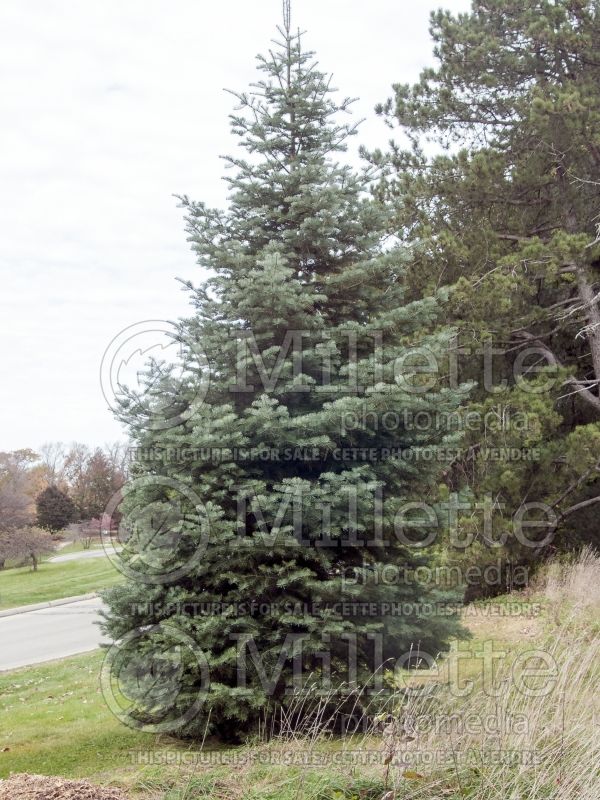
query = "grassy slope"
xmin=0 ymin=649 xmax=387 ymax=798
xmin=0 ymin=652 xmax=156 ymax=781
xmin=0 ymin=597 xmax=544 ymax=796
xmin=0 ymin=558 xmax=121 ymax=609
xmin=1 ymin=554 xmax=598 ymax=799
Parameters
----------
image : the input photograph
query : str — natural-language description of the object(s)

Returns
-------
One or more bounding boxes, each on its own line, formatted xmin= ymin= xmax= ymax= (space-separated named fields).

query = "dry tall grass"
xmin=543 ymin=545 xmax=600 ymax=628
xmin=278 ymin=548 xmax=600 ymax=799
xmin=156 ymin=550 xmax=600 ymax=799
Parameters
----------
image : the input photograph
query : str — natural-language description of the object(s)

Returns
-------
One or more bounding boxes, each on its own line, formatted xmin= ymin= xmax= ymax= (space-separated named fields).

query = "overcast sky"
xmin=0 ymin=0 xmax=471 ymax=452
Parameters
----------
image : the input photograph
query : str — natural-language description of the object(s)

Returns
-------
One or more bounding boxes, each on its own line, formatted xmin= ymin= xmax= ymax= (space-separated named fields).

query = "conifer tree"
xmin=369 ymin=0 xmax=600 ymax=565
xmin=101 ymin=3 xmax=467 ymax=741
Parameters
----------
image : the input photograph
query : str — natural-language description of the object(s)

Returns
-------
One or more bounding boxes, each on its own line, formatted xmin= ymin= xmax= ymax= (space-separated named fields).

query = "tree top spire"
xmin=282 ymin=0 xmax=291 ymax=35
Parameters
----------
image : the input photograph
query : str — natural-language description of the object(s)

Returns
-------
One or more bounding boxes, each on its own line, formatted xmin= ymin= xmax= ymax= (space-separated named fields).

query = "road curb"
xmin=0 ymin=593 xmax=98 ymax=619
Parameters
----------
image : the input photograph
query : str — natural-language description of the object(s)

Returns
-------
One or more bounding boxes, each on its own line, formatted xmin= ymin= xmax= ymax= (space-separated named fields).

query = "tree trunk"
xmin=560 ymin=179 xmax=600 ymax=406
xmin=575 ymin=263 xmax=600 ymax=393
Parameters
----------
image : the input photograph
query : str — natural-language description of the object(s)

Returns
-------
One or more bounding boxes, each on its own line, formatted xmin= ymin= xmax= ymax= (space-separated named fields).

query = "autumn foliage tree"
xmin=0 ymin=527 xmax=56 ymax=571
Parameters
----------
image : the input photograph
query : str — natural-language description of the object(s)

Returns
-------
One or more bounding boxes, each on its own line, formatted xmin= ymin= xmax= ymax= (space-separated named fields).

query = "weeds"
xmin=156 ymin=549 xmax=600 ymax=799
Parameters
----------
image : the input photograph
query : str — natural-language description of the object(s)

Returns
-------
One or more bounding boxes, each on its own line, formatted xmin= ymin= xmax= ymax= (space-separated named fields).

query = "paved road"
xmin=0 ymin=598 xmax=107 ymax=671
xmin=49 ymin=548 xmax=117 ymax=564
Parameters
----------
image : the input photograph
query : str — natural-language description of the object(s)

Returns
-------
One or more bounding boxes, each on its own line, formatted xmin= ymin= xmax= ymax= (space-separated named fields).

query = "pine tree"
xmin=368 ymin=0 xmax=600 ymax=565
xmin=101 ymin=4 xmax=467 ymax=741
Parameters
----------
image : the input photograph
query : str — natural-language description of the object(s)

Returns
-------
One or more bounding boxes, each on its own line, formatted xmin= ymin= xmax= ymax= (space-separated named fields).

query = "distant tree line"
xmin=0 ymin=443 xmax=127 ymax=569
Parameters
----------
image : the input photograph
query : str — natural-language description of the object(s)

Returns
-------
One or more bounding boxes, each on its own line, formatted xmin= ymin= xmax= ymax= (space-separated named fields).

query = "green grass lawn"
xmin=0 ymin=558 xmax=122 ymax=610
xmin=0 ymin=652 xmax=389 ymax=799
xmin=0 ymin=651 xmax=159 ymax=782
xmin=1 ymin=577 xmax=595 ymax=800
xmin=0 ymin=597 xmax=532 ymax=796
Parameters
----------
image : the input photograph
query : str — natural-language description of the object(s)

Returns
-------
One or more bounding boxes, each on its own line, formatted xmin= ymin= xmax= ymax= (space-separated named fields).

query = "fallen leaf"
xmin=402 ymin=770 xmax=424 ymax=780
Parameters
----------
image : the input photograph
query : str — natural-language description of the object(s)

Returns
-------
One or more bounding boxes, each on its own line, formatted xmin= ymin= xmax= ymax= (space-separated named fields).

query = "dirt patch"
xmin=463 ymin=603 xmax=543 ymax=643
xmin=0 ymin=774 xmax=129 ymax=800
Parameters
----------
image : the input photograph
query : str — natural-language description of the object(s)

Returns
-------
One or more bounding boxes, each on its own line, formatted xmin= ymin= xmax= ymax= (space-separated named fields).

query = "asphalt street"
xmin=49 ymin=548 xmax=117 ymax=563
xmin=0 ymin=598 xmax=107 ymax=671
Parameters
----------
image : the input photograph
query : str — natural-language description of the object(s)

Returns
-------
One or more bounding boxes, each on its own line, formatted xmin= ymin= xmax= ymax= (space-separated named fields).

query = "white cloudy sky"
xmin=0 ymin=0 xmax=471 ymax=452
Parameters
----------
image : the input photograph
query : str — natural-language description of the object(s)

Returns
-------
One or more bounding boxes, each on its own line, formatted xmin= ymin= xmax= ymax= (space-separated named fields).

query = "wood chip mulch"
xmin=0 ymin=774 xmax=129 ymax=800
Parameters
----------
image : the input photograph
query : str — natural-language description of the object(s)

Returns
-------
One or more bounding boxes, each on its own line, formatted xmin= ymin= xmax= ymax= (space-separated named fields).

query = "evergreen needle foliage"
xmin=369 ymin=0 xmax=600 ymax=572
xmin=101 ymin=5 xmax=468 ymax=742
